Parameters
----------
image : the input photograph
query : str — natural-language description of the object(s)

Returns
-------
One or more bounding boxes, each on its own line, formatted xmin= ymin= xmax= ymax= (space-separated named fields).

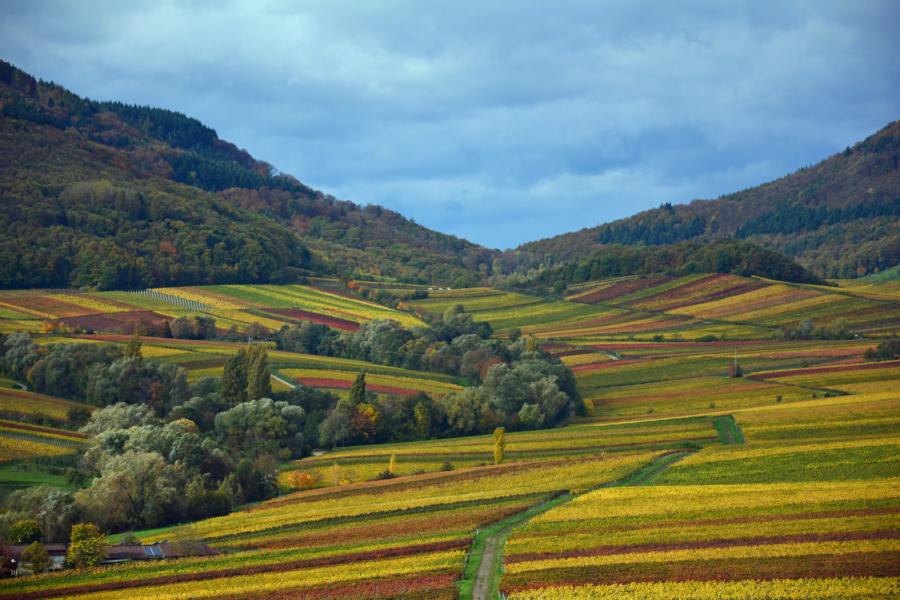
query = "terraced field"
xmin=1 ymin=428 xmax=703 ymax=600
xmin=567 ymin=274 xmax=900 ymax=336
xmin=0 ymin=382 xmax=94 ymax=424
xmin=279 ymin=416 xmax=722 ymax=488
xmin=0 ymin=279 xmax=422 ymax=336
xmin=0 ymin=418 xmax=86 ymax=462
xmin=501 ymin=391 xmax=900 ymax=598
xmin=1 ymin=277 xmax=898 ymax=598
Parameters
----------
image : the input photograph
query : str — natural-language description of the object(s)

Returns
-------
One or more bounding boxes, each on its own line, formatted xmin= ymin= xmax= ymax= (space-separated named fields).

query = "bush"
xmin=21 ymin=541 xmax=50 ymax=573
xmin=286 ymin=471 xmax=316 ymax=489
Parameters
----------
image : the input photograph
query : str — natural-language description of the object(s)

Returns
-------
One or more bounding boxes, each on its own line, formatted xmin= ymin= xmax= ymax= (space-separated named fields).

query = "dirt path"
xmin=472 ymin=531 xmax=503 ymax=600
xmin=462 ymin=450 xmax=694 ymax=600
xmin=271 ymin=373 xmax=296 ymax=389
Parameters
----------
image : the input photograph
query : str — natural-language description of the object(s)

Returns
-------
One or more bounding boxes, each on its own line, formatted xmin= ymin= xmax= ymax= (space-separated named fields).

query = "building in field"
xmin=2 ymin=541 xmax=216 ymax=577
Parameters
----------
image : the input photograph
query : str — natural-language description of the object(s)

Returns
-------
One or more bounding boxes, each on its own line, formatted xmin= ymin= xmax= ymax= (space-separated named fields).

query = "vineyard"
xmin=0 ymin=279 xmax=423 ymax=336
xmin=0 ymin=275 xmax=898 ymax=598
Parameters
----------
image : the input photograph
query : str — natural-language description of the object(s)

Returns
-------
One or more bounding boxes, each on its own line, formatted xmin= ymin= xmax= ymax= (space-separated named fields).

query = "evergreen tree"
xmin=348 ymin=370 xmax=366 ymax=406
xmin=245 ymin=345 xmax=272 ymax=401
xmin=123 ymin=331 xmax=142 ymax=360
xmin=223 ymin=349 xmax=248 ymax=405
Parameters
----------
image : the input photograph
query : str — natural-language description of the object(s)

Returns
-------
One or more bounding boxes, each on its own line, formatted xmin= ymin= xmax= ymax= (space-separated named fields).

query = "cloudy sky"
xmin=2 ymin=1 xmax=898 ymax=248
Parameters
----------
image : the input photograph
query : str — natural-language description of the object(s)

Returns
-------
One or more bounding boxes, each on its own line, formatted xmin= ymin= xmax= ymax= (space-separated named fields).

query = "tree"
xmin=245 ymin=345 xmax=271 ymax=402
xmin=493 ymin=427 xmax=505 ymax=465
xmin=438 ymin=387 xmax=495 ymax=436
xmin=79 ymin=402 xmax=157 ymax=435
xmin=214 ymin=398 xmax=305 ymax=457
xmin=21 ymin=541 xmax=50 ymax=573
xmin=123 ymin=331 xmax=142 ymax=360
xmin=318 ymin=407 xmax=351 ymax=450
xmin=348 ymin=370 xmax=366 ymax=406
xmin=9 ymin=519 xmax=41 ymax=544
xmin=66 ymin=523 xmax=106 ymax=569
xmin=222 ymin=349 xmax=248 ymax=405
xmin=74 ymin=451 xmax=186 ymax=531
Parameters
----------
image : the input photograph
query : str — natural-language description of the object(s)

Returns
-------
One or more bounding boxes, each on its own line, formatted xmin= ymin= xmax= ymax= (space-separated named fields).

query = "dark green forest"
xmin=510 ymin=239 xmax=825 ymax=293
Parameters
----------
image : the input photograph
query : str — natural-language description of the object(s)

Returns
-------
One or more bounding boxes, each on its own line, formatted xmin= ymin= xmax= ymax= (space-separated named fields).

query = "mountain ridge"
xmin=0 ymin=59 xmax=496 ymax=288
xmin=1 ymin=58 xmax=894 ymax=291
xmin=515 ymin=121 xmax=900 ymax=278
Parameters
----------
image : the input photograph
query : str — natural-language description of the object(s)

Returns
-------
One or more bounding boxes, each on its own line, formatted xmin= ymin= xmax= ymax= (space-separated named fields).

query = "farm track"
xmin=460 ymin=449 xmax=695 ymax=600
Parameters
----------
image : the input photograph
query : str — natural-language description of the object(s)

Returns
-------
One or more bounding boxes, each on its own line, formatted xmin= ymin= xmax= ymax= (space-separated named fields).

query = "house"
xmin=2 ymin=541 xmax=216 ymax=577
xmin=104 ymin=541 xmax=217 ymax=564
xmin=3 ymin=543 xmax=67 ymax=576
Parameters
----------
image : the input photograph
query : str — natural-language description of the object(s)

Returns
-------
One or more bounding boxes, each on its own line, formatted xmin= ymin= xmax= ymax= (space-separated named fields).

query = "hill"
xmin=0 ymin=60 xmax=495 ymax=289
xmin=516 ymin=121 xmax=900 ymax=278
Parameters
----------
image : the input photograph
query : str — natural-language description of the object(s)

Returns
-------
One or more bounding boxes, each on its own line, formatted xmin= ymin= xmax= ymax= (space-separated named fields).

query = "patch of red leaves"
xmin=571 ymin=277 xmax=674 ymax=305
xmin=58 ymin=310 xmax=170 ymax=334
xmin=238 ymin=571 xmax=458 ymax=600
xmin=266 ymin=308 xmax=360 ymax=331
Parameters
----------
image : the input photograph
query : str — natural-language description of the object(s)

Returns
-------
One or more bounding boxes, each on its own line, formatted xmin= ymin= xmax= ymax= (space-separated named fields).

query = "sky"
xmin=2 ymin=1 xmax=898 ymax=249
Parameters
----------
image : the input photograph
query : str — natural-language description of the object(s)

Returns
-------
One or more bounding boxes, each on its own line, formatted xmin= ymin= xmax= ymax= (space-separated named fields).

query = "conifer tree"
xmin=348 ymin=370 xmax=366 ymax=406
xmin=246 ymin=345 xmax=272 ymax=401
xmin=223 ymin=348 xmax=248 ymax=405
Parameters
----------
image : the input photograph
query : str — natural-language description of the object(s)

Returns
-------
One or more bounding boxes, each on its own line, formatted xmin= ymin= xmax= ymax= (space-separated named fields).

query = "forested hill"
xmin=512 ymin=240 xmax=825 ymax=294
xmin=0 ymin=60 xmax=495 ymax=289
xmin=516 ymin=121 xmax=900 ymax=279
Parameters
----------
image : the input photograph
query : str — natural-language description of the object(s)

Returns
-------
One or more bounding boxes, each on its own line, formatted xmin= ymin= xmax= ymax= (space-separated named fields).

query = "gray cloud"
xmin=2 ymin=0 xmax=898 ymax=248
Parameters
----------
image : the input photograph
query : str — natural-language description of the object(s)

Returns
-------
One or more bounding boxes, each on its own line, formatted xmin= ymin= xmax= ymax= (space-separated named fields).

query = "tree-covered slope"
xmin=506 ymin=239 xmax=825 ymax=293
xmin=0 ymin=118 xmax=312 ymax=289
xmin=516 ymin=121 xmax=900 ymax=278
xmin=0 ymin=59 xmax=495 ymax=289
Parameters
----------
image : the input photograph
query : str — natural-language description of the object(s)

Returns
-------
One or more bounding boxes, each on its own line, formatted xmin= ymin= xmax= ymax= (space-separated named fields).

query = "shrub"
xmin=21 ymin=541 xmax=50 ymax=573
xmin=286 ymin=471 xmax=316 ymax=489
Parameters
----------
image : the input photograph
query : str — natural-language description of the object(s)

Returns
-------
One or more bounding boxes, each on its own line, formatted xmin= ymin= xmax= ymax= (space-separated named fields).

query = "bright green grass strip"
xmin=712 ymin=415 xmax=745 ymax=445
xmin=0 ymin=462 xmax=71 ymax=489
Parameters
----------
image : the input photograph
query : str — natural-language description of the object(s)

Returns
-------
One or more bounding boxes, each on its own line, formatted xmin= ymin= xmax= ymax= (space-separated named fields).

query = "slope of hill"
xmin=0 ymin=60 xmax=495 ymax=289
xmin=517 ymin=121 xmax=900 ymax=278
